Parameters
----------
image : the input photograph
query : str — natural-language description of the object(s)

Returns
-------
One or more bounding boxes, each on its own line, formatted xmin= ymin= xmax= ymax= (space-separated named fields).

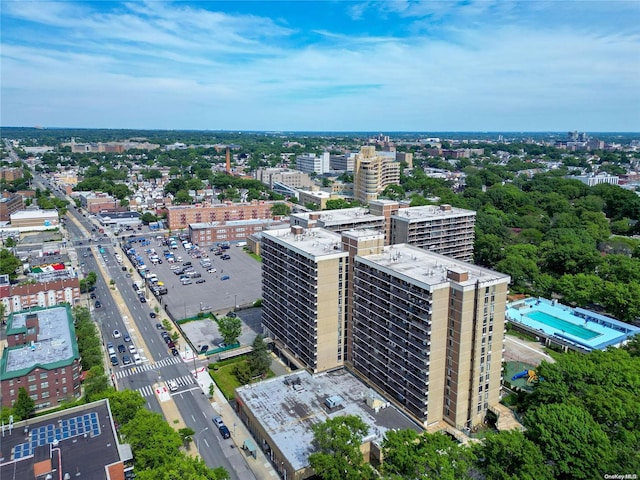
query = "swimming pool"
xmin=526 ymin=310 xmax=600 ymax=340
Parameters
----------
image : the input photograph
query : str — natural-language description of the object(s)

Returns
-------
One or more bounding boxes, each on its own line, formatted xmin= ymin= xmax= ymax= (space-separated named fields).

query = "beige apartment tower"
xmin=261 ymin=225 xmax=510 ymax=429
xmin=391 ymin=204 xmax=476 ymax=261
xmin=353 ymin=146 xmax=401 ymax=204
xmin=261 ymin=226 xmax=348 ymax=372
xmin=349 ymin=243 xmax=510 ymax=429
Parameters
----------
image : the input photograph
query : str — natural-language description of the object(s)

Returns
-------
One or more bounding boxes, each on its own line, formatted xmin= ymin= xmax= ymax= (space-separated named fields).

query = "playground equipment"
xmin=511 ymin=369 xmax=539 ymax=384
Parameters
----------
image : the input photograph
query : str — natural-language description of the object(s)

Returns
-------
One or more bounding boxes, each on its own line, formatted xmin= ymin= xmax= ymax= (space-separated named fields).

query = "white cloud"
xmin=1 ymin=1 xmax=638 ymax=130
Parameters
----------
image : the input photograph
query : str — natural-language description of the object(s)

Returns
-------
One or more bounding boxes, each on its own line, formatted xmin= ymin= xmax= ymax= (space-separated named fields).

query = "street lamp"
xmin=196 ymin=427 xmax=209 ymax=456
xmin=234 ymin=294 xmax=238 ymax=311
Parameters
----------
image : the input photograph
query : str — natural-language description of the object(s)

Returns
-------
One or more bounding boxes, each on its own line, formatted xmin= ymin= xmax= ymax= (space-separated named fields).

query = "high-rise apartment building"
xmin=262 ymin=226 xmax=348 ymax=373
xmin=353 ymin=146 xmax=401 ymax=204
xmin=349 ymin=239 xmax=510 ymax=429
xmin=390 ymin=204 xmax=476 ymax=261
xmin=261 ymin=225 xmax=510 ymax=429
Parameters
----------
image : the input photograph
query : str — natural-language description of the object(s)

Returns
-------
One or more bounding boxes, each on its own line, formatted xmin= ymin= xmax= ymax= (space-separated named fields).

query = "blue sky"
xmin=1 ymin=1 xmax=639 ymax=131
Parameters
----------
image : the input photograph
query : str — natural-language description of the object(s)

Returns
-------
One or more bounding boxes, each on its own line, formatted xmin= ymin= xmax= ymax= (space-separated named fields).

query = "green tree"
xmin=140 ymin=212 xmax=158 ymax=224
xmin=0 ymin=249 xmax=22 ymax=280
xmin=524 ymin=403 xmax=612 ymax=479
xmin=13 ymin=387 xmax=35 ymax=420
xmin=97 ymin=389 xmax=146 ymax=425
xmin=178 ymin=427 xmax=195 ymax=447
xmin=233 ymin=361 xmax=252 ymax=384
xmin=248 ymin=334 xmax=270 ymax=377
xmin=473 ymin=430 xmax=552 ymax=480
xmin=174 ymin=190 xmax=192 ymax=204
xmin=216 ymin=316 xmax=242 ymax=344
xmin=83 ymin=365 xmax=110 ymax=401
xmin=270 ymin=203 xmax=291 ymax=216
xmin=308 ymin=415 xmax=375 ymax=480
xmin=137 ymin=458 xmax=229 ymax=480
xmin=120 ymin=409 xmax=183 ymax=470
xmin=382 ymin=429 xmax=475 ymax=480
xmin=325 ymin=199 xmax=352 ymax=210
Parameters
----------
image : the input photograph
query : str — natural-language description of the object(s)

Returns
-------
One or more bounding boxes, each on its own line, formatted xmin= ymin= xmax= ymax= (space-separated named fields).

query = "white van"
xmin=133 ymin=353 xmax=142 ymax=365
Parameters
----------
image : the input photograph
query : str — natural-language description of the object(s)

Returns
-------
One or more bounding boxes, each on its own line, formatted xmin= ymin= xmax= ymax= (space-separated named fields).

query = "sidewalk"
xmin=191 ymin=366 xmax=278 ymax=480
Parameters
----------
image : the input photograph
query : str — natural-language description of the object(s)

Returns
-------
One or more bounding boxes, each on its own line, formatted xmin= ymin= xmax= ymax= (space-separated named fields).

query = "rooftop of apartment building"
xmin=1 ymin=306 xmax=78 ymax=380
xmin=291 ymin=207 xmax=385 ymax=227
xmin=263 ymin=227 xmax=345 ymax=259
xmin=393 ymin=204 xmax=475 ymax=222
xmin=167 ymin=200 xmax=276 ymax=211
xmin=190 ymin=218 xmax=285 ymax=229
xmin=236 ymin=369 xmax=421 ymax=473
xmin=361 ymin=243 xmax=509 ymax=288
xmin=0 ymin=399 xmax=128 ymax=480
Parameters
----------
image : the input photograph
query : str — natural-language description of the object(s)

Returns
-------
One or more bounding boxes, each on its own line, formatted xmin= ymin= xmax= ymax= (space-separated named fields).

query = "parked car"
xmin=221 ymin=254 xmax=231 ymax=260
xmin=213 ymin=416 xmax=225 ymax=428
xmin=171 ymin=348 xmax=180 ymax=356
xmin=110 ymin=355 xmax=119 ymax=366
xmin=226 ymin=312 xmax=237 ymax=318
xmin=220 ymin=275 xmax=230 ymax=281
xmin=128 ymin=344 xmax=137 ymax=354
xmin=118 ymin=344 xmax=126 ymax=353
xmin=94 ymin=301 xmax=101 ymax=308
xmin=218 ymin=425 xmax=231 ymax=439
xmin=113 ymin=330 xmax=121 ymax=338
xmin=196 ymin=279 xmax=206 ymax=284
xmin=122 ymin=355 xmax=131 ymax=365
xmin=123 ymin=333 xmax=131 ymax=342
xmin=150 ymin=312 xmax=157 ymax=318
xmin=156 ymin=323 xmax=164 ymax=330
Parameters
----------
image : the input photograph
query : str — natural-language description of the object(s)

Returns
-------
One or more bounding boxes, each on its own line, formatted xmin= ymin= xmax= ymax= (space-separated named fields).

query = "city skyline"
xmin=1 ymin=1 xmax=639 ymax=132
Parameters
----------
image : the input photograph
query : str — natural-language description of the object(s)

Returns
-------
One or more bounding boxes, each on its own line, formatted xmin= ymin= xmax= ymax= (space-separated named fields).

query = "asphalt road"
xmin=43 ymin=177 xmax=251 ymax=479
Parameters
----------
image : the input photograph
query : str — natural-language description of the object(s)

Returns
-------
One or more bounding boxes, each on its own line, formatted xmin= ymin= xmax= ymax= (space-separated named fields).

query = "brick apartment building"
xmin=0 ymin=306 xmax=82 ymax=409
xmin=0 ymin=167 xmax=24 ymax=182
xmin=0 ymin=193 xmax=25 ymax=222
xmin=167 ymin=200 xmax=284 ymax=230
xmin=0 ymin=278 xmax=81 ymax=314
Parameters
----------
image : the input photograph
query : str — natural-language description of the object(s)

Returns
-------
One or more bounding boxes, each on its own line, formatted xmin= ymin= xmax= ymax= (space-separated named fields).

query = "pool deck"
xmin=506 ymin=297 xmax=640 ymax=351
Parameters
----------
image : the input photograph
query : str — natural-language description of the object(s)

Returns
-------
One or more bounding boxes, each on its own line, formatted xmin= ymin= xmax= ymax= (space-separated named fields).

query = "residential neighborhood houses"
xmin=0 ymin=129 xmax=639 ymax=480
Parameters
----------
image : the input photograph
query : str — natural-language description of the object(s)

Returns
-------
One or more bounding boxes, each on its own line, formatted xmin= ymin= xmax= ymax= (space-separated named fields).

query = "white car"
xmin=128 ymin=344 xmax=137 ymax=354
xmin=207 ymin=268 xmax=217 ymax=273
xmin=133 ymin=353 xmax=142 ymax=365
xmin=167 ymin=380 xmax=178 ymax=392
xmin=113 ymin=330 xmax=121 ymax=338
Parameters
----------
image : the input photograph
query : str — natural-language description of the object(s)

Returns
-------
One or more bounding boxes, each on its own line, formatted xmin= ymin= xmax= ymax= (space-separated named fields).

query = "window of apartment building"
xmin=40 ymin=372 xmax=48 ymax=379
xmin=28 ymin=375 xmax=36 ymax=382
xmin=60 ymin=368 xmax=65 ymax=374
xmin=41 ymin=382 xmax=49 ymax=389
xmin=9 ymin=380 xmax=13 ymax=386
xmin=30 ymin=394 xmax=38 ymax=401
xmin=29 ymin=385 xmax=37 ymax=392
xmin=41 ymin=391 xmax=50 ymax=398
xmin=62 ymin=378 xmax=67 ymax=384
xmin=62 ymin=387 xmax=67 ymax=394
xmin=9 ymin=389 xmax=14 ymax=397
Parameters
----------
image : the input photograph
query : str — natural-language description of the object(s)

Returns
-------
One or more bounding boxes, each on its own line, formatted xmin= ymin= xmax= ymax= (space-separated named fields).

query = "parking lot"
xmin=124 ymin=238 xmax=263 ymax=320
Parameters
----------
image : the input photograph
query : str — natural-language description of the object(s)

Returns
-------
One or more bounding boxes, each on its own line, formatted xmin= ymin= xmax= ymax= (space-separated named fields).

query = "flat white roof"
xmin=393 ymin=205 xmax=475 ymax=222
xmin=237 ymin=370 xmax=421 ymax=472
xmin=263 ymin=227 xmax=345 ymax=259
xmin=359 ymin=243 xmax=510 ymax=289
xmin=10 ymin=210 xmax=58 ymax=219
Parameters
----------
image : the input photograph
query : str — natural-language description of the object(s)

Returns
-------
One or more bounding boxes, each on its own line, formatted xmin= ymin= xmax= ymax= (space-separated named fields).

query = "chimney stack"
xmin=226 ymin=147 xmax=231 ymax=174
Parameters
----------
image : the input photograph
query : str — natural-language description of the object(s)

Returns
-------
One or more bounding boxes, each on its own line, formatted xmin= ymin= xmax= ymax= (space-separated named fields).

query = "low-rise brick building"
xmin=0 ymin=306 xmax=82 ymax=409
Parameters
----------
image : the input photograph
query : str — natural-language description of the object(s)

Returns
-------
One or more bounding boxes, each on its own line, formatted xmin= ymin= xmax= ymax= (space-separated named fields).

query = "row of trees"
xmin=309 ymin=337 xmax=640 ymax=479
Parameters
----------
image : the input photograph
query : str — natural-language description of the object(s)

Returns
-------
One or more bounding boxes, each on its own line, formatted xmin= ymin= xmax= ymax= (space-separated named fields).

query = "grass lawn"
xmin=210 ymin=358 xmax=277 ymax=400
xmin=211 ymin=364 xmax=242 ymax=400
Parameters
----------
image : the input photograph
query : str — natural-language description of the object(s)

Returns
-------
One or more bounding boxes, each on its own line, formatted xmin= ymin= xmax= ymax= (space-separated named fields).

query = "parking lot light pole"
xmin=234 ymin=294 xmax=237 ymax=311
